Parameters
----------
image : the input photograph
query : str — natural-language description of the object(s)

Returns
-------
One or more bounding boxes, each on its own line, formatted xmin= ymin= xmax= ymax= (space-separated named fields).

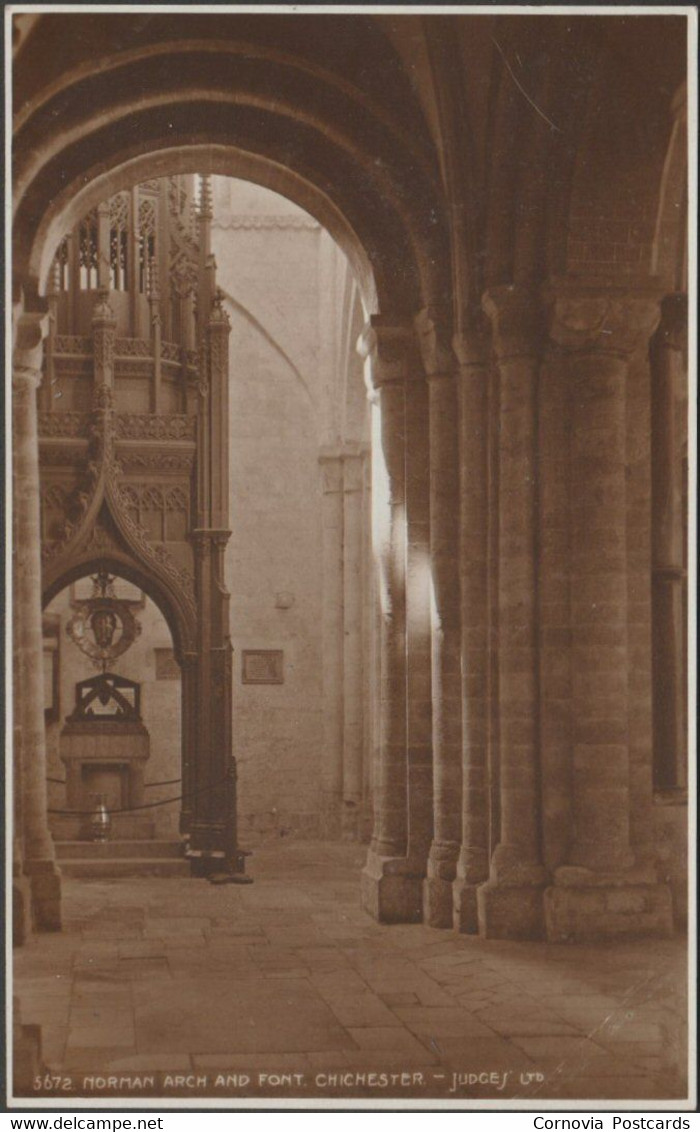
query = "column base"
xmin=188 ymin=850 xmax=248 ymax=879
xmin=25 ymin=859 xmax=62 ymax=932
xmin=452 ymin=880 xmax=481 ymax=935
xmin=477 ymin=880 xmax=546 ymax=940
xmin=544 ymin=866 xmax=674 ymax=942
xmin=361 ymin=848 xmax=424 ymax=923
xmin=423 ymin=875 xmax=454 ymax=928
xmin=424 ymin=841 xmax=460 ymax=927
xmin=13 ymin=997 xmax=44 ymax=1097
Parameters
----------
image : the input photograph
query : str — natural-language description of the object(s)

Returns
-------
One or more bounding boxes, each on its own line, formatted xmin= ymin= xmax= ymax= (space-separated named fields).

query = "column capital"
xmin=452 ymin=306 xmax=492 ymax=369
xmin=318 ymin=453 xmax=343 ymax=493
xmin=655 ymin=292 xmax=688 ymax=353
xmin=13 ymin=311 xmax=49 ymax=382
xmin=543 ymin=278 xmax=663 ymax=356
xmin=414 ymin=306 xmax=455 ymax=379
xmin=342 ymin=452 xmax=366 ymax=493
xmin=319 ymin=444 xmax=369 ymax=492
xmin=190 ymin=529 xmax=213 ymax=558
xmin=482 ymin=285 xmax=544 ymax=361
xmin=361 ymin=315 xmax=416 ymax=390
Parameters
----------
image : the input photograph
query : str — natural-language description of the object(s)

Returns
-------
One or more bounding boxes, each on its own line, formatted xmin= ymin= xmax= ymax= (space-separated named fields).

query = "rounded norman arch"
xmin=13 ymin=15 xmax=451 ymax=324
xmin=31 ymin=148 xmax=379 ymax=317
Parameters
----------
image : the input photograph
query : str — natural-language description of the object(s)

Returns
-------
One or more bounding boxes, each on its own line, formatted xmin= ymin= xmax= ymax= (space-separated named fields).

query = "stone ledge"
xmin=476 ymin=880 xmax=546 ymax=940
xmin=544 ymin=882 xmax=673 ymax=942
xmin=361 ymin=849 xmax=424 ymax=924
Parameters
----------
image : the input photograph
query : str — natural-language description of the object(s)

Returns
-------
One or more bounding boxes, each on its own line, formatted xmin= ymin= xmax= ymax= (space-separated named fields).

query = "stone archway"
xmin=13 ymin=14 xmax=453 ymax=933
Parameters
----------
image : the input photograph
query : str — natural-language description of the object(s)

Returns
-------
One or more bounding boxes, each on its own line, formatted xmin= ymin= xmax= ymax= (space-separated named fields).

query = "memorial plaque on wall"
xmin=241 ymin=649 xmax=284 ymax=685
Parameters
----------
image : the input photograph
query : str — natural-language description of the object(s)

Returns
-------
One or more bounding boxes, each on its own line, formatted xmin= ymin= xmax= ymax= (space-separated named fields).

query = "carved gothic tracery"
xmin=37 ymin=173 xmax=239 ymax=874
xmin=115 ymin=413 xmax=196 ymax=440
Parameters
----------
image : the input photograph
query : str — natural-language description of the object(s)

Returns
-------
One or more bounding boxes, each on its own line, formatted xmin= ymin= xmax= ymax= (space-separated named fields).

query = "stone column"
xmin=361 ymin=318 xmax=424 ymax=922
xmin=129 ymin=186 xmax=140 ymax=335
xmin=477 ymin=287 xmax=547 ymax=939
xmin=178 ymin=652 xmax=198 ymax=836
xmin=13 ymin=521 xmax=30 ymax=946
xmin=342 ymin=449 xmax=366 ymax=839
xmin=416 ymin=310 xmax=462 ymax=927
xmin=452 ymin=314 xmax=493 ymax=932
xmin=42 ymin=264 xmax=59 ymax=412
xmin=543 ymin=281 xmax=672 ymax=941
xmin=92 ymin=287 xmax=116 ymax=389
xmin=188 ymin=294 xmax=243 ymax=876
xmin=96 ymin=200 xmax=111 ymax=290
xmin=361 ymin=450 xmax=375 ymax=840
xmin=148 ymin=261 xmax=163 ymax=414
xmin=318 ymin=451 xmax=344 ymax=837
xmin=650 ymin=294 xmax=687 ymax=790
xmin=13 ymin=313 xmax=62 ymax=932
xmin=404 ymin=337 xmax=434 ymax=884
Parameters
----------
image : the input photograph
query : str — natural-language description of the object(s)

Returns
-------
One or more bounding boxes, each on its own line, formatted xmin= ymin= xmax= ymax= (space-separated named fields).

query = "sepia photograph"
xmin=6 ymin=3 xmax=696 ymax=1111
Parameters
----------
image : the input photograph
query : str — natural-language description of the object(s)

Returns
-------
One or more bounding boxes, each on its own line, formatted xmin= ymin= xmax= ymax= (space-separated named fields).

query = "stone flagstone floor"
xmin=13 ymin=842 xmax=689 ymax=1105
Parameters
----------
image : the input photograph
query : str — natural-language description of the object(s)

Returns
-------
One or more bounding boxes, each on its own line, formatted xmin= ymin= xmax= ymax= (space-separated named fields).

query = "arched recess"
xmin=42 ymin=557 xmax=190 ymax=841
xmin=42 ymin=553 xmax=193 ymax=667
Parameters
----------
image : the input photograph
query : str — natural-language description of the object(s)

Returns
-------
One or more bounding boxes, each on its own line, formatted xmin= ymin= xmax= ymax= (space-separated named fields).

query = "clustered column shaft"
xmin=418 ymin=312 xmax=463 ymax=927
xmin=13 ymin=314 xmax=62 ymax=933
xmin=453 ymin=318 xmax=492 ymax=933
xmin=477 ymin=287 xmax=547 ymax=940
xmin=361 ymin=319 xmax=425 ymax=923
xmin=543 ymin=283 xmax=673 ymax=942
xmin=319 ymin=447 xmax=370 ymax=838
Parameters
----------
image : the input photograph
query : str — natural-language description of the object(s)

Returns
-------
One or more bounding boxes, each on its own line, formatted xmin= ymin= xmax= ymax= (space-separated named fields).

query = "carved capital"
xmin=544 ymin=280 xmax=662 ymax=357
xmin=211 ymin=529 xmax=232 ymax=550
xmin=364 ymin=316 xmax=416 ymax=390
xmin=414 ymin=306 xmax=455 ymax=379
xmin=191 ymin=530 xmax=213 ymax=558
xmin=12 ymin=364 xmax=42 ymax=394
xmin=342 ymin=452 xmax=366 ymax=494
xmin=452 ymin=306 xmax=492 ymax=369
xmin=655 ymin=292 xmax=688 ymax=354
xmin=482 ymin=285 xmax=543 ymax=361
xmin=318 ymin=452 xmax=343 ymax=493
xmin=13 ymin=311 xmax=49 ymax=379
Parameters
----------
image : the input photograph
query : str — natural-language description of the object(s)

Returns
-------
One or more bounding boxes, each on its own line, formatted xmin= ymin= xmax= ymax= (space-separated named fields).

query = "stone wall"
xmin=212 ymin=179 xmax=370 ymax=843
xmin=652 ymin=796 xmax=688 ymax=927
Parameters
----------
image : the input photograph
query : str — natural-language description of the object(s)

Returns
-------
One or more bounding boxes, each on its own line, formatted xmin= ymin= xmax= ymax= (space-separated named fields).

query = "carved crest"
xmin=65 ymin=569 xmax=141 ymax=672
